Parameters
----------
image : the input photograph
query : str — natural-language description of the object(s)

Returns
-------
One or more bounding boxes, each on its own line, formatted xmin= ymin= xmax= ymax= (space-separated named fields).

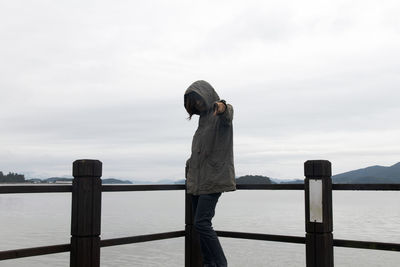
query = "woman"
xmin=184 ymin=80 xmax=236 ymax=267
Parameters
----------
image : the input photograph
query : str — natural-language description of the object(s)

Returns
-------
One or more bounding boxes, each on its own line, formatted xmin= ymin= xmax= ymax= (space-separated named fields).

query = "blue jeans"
xmin=192 ymin=193 xmax=227 ymax=267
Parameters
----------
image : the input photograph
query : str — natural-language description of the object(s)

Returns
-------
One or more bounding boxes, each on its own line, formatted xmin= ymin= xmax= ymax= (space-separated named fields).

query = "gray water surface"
xmin=0 ymin=190 xmax=399 ymax=266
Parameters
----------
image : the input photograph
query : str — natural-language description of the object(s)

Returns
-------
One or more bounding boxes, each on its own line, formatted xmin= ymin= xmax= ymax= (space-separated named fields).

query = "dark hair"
xmin=184 ymin=92 xmax=203 ymax=120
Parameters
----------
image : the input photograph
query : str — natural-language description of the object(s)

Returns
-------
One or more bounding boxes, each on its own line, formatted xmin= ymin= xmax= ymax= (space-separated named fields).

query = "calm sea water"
xmin=0 ymin=189 xmax=399 ymax=267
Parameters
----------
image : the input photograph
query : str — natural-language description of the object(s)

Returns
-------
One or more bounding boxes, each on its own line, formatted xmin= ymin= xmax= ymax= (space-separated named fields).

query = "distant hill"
xmin=332 ymin=162 xmax=400 ymax=184
xmin=236 ymin=175 xmax=274 ymax=184
xmin=0 ymin=172 xmax=25 ymax=183
xmin=102 ymin=178 xmax=132 ymax=184
xmin=45 ymin=177 xmax=72 ymax=183
xmin=26 ymin=177 xmax=133 ymax=184
xmin=271 ymin=162 xmax=400 ymax=184
xmin=3 ymin=162 xmax=400 ymax=185
xmin=279 ymin=179 xmax=304 ymax=184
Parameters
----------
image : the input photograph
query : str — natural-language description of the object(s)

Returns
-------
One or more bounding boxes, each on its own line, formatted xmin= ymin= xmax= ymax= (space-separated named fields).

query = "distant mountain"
xmin=156 ymin=179 xmax=179 ymax=184
xmin=102 ymin=178 xmax=132 ymax=184
xmin=332 ymin=162 xmax=400 ymax=184
xmin=26 ymin=177 xmax=133 ymax=184
xmin=279 ymin=179 xmax=304 ymax=184
xmin=236 ymin=175 xmax=274 ymax=184
xmin=45 ymin=177 xmax=72 ymax=183
xmin=27 ymin=178 xmax=42 ymax=183
xmin=4 ymin=162 xmax=400 ymax=185
xmin=127 ymin=179 xmax=182 ymax=184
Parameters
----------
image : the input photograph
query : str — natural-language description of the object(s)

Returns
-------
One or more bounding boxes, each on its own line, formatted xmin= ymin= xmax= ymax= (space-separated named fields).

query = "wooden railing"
xmin=0 ymin=159 xmax=399 ymax=267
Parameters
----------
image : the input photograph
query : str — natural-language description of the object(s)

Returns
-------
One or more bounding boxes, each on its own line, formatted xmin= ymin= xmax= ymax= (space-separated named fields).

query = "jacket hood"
xmin=185 ymin=80 xmax=220 ymax=110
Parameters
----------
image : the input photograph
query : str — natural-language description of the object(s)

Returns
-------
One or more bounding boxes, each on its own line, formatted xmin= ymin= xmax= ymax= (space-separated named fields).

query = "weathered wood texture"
xmin=304 ymin=160 xmax=334 ymax=267
xmin=0 ymin=185 xmax=72 ymax=194
xmin=306 ymin=233 xmax=334 ymax=267
xmin=2 ymin=183 xmax=400 ymax=195
xmin=100 ymin=231 xmax=185 ymax=247
xmin=185 ymin=187 xmax=203 ymax=267
xmin=332 ymin=184 xmax=400 ymax=190
xmin=2 ymin=233 xmax=399 ymax=262
xmin=70 ymin=237 xmax=100 ymax=267
xmin=70 ymin=159 xmax=102 ymax=267
xmin=236 ymin=184 xmax=304 ymax=190
xmin=0 ymin=244 xmax=70 ymax=261
xmin=333 ymin=239 xmax=400 ymax=251
xmin=102 ymin=184 xmax=185 ymax=191
xmin=216 ymin=231 xmax=305 ymax=244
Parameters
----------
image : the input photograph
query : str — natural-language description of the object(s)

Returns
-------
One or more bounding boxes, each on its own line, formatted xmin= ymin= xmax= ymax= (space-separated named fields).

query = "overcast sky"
xmin=1 ymin=0 xmax=399 ymax=181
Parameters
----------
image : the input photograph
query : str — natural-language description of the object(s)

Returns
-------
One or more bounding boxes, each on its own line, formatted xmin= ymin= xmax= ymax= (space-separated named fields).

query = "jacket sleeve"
xmin=218 ymin=103 xmax=234 ymax=126
xmin=185 ymin=158 xmax=190 ymax=179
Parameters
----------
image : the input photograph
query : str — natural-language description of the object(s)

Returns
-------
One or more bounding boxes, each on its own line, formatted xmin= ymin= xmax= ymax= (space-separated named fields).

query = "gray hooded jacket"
xmin=185 ymin=81 xmax=236 ymax=195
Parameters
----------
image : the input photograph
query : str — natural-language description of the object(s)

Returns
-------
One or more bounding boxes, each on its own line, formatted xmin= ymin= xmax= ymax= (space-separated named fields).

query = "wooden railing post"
xmin=304 ymin=160 xmax=334 ymax=267
xmin=70 ymin=159 xmax=102 ymax=267
xmin=185 ymin=183 xmax=203 ymax=267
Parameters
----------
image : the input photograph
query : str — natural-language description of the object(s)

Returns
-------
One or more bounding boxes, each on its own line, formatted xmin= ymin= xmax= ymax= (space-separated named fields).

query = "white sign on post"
xmin=309 ymin=179 xmax=323 ymax=223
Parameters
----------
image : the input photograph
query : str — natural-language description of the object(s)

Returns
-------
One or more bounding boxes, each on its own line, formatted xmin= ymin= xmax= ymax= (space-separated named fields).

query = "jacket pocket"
xmin=208 ymin=158 xmax=224 ymax=168
xmin=206 ymin=157 xmax=225 ymax=174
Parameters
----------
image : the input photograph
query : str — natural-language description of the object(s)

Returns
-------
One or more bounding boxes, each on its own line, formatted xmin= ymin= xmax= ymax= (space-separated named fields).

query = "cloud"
xmin=1 ymin=0 xmax=399 ymax=180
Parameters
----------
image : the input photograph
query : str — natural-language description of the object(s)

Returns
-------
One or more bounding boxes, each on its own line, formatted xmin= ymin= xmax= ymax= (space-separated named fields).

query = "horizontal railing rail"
xmin=332 ymin=184 xmax=400 ymax=191
xmin=102 ymin=184 xmax=185 ymax=192
xmin=100 ymin=231 xmax=185 ymax=247
xmin=0 ymin=244 xmax=71 ymax=261
xmin=0 ymin=184 xmax=186 ymax=194
xmin=236 ymin=184 xmax=304 ymax=190
xmin=0 ymin=231 xmax=186 ymax=261
xmin=333 ymin=238 xmax=400 ymax=252
xmin=0 ymin=185 xmax=72 ymax=194
xmin=215 ymin=231 xmax=400 ymax=252
xmin=2 ymin=229 xmax=399 ymax=261
xmin=216 ymin=231 xmax=306 ymax=244
xmin=1 ymin=183 xmax=399 ymax=194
